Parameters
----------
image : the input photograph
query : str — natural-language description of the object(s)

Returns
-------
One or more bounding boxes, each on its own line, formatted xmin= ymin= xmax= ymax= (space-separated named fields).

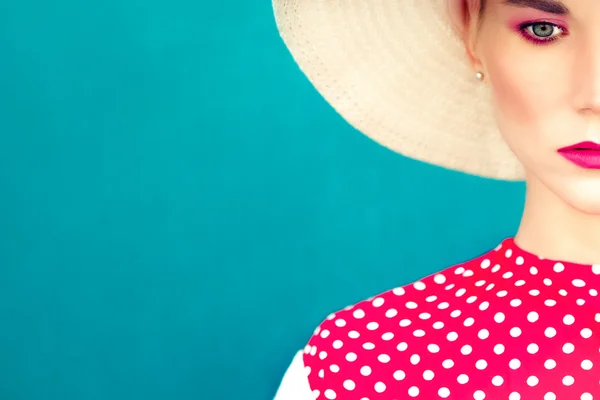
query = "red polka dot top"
xmin=274 ymin=238 xmax=600 ymax=400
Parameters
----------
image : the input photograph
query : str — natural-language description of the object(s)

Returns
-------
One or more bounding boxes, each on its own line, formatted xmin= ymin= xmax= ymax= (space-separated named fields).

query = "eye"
xmin=519 ymin=22 xmax=566 ymax=45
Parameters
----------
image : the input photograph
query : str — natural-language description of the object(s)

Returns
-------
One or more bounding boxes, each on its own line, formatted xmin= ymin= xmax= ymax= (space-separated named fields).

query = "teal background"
xmin=0 ymin=1 xmax=524 ymax=399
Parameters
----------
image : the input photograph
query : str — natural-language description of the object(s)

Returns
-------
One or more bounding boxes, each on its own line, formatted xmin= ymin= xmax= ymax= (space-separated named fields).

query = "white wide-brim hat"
xmin=272 ymin=0 xmax=525 ymax=181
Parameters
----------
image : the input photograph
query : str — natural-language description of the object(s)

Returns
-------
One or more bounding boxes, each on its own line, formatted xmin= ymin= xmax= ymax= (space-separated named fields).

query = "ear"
xmin=447 ymin=0 xmax=484 ymax=72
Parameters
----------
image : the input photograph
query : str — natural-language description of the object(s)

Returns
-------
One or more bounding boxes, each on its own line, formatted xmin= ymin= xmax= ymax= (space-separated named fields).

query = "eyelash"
xmin=517 ymin=21 xmax=567 ymax=46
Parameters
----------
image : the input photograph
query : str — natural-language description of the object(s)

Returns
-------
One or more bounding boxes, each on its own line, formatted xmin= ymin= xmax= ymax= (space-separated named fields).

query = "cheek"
xmin=483 ymin=49 xmax=571 ymax=150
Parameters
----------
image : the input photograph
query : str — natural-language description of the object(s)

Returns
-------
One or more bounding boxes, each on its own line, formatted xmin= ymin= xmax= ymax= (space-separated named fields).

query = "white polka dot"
xmin=343 ymin=380 xmax=355 ymax=391
xmin=374 ymin=382 xmax=386 ymax=393
xmin=312 ymin=389 xmax=320 ymax=398
xmin=564 ymin=315 xmax=575 ymax=325
xmin=545 ymin=327 xmax=557 ymax=338
xmin=553 ymin=263 xmax=565 ymax=272
xmin=581 ymin=393 xmax=593 ymax=400
xmin=481 ymin=259 xmax=491 ymax=268
xmin=527 ymin=311 xmax=539 ymax=322
xmin=527 ymin=376 xmax=539 ymax=386
xmin=320 ymin=330 xmax=330 ymax=338
xmin=360 ymin=366 xmax=371 ymax=376
xmin=505 ymin=249 xmax=513 ymax=258
xmin=450 ymin=310 xmax=461 ymax=318
xmin=439 ymin=387 xmax=450 ymax=398
xmin=408 ymin=386 xmax=419 ymax=397
xmin=593 ymin=265 xmax=600 ymax=275
xmin=494 ymin=312 xmax=506 ymax=323
xmin=509 ymin=393 xmax=521 ymax=400
xmin=461 ymin=345 xmax=472 ymax=355
xmin=428 ymin=344 xmax=440 ymax=353
xmin=335 ymin=319 xmax=346 ymax=327
xmin=414 ymin=281 xmax=426 ymax=290
xmin=333 ymin=340 xmax=343 ymax=349
xmin=329 ymin=364 xmax=339 ymax=373
xmin=346 ymin=352 xmax=357 ymax=362
xmin=434 ymin=274 xmax=447 ymax=284
xmin=367 ymin=322 xmax=379 ymax=330
xmin=392 ymin=287 xmax=405 ymax=296
xmin=530 ymin=266 xmax=538 ymax=275
xmin=397 ymin=342 xmax=408 ymax=351
xmin=494 ymin=344 xmax=505 ymax=354
xmin=319 ymin=369 xmax=324 ymax=378
xmin=393 ymin=370 xmax=405 ymax=380
xmin=457 ymin=374 xmax=469 ymax=384
xmin=510 ymin=299 xmax=522 ymax=307
xmin=497 ymin=290 xmax=508 ymax=297
xmin=474 ymin=390 xmax=486 ymax=399
xmin=479 ymin=301 xmax=490 ymax=311
xmin=563 ymin=343 xmax=575 ymax=354
xmin=527 ymin=343 xmax=539 ymax=354
xmin=423 ymin=370 xmax=435 ymax=380
xmin=410 ymin=354 xmax=420 ymax=364
xmin=447 ymin=332 xmax=458 ymax=341
xmin=385 ymin=308 xmax=398 ymax=318
xmin=562 ymin=375 xmax=575 ymax=386
xmin=545 ymin=359 xmax=557 ymax=369
xmin=442 ymin=359 xmax=455 ymax=368
xmin=426 ymin=295 xmax=438 ymax=302
xmin=382 ymin=332 xmax=394 ymax=341
xmin=413 ymin=329 xmax=426 ymax=337
xmin=544 ymin=393 xmax=556 ymax=400
xmin=492 ymin=376 xmax=504 ymax=386
xmin=406 ymin=301 xmax=418 ymax=309
xmin=581 ymin=328 xmax=593 ymax=338
xmin=509 ymin=359 xmax=521 ymax=369
xmin=362 ymin=342 xmax=375 ymax=350
xmin=476 ymin=359 xmax=487 ymax=370
xmin=324 ymin=389 xmax=336 ymax=399
xmin=516 ymin=256 xmax=524 ymax=265
xmin=353 ymin=309 xmax=365 ymax=319
xmin=455 ymin=267 xmax=466 ymax=275
xmin=319 ymin=351 xmax=327 ymax=360
xmin=572 ymin=279 xmax=586 ymax=287
xmin=419 ymin=312 xmax=431 ymax=320
xmin=400 ymin=319 xmax=412 ymax=327
xmin=372 ymin=297 xmax=384 ymax=307
xmin=582 ymin=360 xmax=593 ymax=370
xmin=378 ymin=354 xmax=391 ymax=363
xmin=510 ymin=327 xmax=522 ymax=337
xmin=348 ymin=330 xmax=360 ymax=339
xmin=464 ymin=317 xmax=475 ymax=327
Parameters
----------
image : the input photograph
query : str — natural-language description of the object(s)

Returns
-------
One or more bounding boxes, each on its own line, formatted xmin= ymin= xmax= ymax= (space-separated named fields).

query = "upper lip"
xmin=558 ymin=141 xmax=600 ymax=152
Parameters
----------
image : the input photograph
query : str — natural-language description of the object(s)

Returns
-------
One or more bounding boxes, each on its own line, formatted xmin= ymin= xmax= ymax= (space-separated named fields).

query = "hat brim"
xmin=272 ymin=0 xmax=525 ymax=181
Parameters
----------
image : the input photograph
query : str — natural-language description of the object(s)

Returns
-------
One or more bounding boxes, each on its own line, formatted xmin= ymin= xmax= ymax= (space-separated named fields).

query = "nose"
xmin=574 ymin=33 xmax=600 ymax=115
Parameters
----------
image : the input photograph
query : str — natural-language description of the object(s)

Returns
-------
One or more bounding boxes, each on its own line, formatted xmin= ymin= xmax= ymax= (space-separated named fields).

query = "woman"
xmin=273 ymin=0 xmax=600 ymax=398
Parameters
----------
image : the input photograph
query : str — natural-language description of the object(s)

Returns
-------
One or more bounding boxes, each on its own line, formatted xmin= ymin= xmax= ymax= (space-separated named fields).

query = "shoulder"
xmin=301 ymin=250 xmax=494 ymax=399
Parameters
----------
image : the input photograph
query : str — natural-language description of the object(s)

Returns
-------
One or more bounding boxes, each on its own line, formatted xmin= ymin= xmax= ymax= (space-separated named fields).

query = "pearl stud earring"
xmin=475 ymin=71 xmax=484 ymax=81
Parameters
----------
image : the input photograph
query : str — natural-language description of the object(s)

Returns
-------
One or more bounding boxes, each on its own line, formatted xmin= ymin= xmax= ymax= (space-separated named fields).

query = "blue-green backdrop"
xmin=0 ymin=1 xmax=525 ymax=399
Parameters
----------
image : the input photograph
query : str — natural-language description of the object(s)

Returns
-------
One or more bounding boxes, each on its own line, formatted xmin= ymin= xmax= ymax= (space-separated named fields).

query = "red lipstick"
xmin=558 ymin=141 xmax=600 ymax=169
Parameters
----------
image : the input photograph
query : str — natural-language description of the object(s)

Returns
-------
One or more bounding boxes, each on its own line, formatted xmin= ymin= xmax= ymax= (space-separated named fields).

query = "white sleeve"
xmin=273 ymin=351 xmax=314 ymax=400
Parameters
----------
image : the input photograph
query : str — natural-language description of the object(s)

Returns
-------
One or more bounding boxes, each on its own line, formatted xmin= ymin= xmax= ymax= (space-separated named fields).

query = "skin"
xmin=456 ymin=0 xmax=600 ymax=264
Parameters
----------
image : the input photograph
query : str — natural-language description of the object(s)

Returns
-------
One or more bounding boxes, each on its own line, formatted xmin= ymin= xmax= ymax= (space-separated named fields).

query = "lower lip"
xmin=559 ymin=150 xmax=600 ymax=169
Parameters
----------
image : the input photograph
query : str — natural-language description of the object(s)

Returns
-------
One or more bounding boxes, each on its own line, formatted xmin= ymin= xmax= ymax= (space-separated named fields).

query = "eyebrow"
xmin=501 ymin=0 xmax=570 ymax=15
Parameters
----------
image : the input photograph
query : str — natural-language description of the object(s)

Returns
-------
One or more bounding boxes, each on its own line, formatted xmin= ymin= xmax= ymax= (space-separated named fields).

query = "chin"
xmin=550 ymin=177 xmax=600 ymax=215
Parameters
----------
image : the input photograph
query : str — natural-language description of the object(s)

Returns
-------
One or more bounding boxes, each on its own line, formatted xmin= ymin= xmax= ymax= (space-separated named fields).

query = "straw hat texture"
xmin=272 ymin=0 xmax=525 ymax=181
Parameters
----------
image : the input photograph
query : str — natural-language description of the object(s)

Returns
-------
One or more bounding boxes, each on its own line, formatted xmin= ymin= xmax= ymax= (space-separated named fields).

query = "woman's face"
xmin=474 ymin=0 xmax=600 ymax=213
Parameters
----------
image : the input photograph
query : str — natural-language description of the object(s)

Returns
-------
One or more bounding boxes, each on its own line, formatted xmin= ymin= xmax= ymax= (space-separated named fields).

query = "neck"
xmin=515 ymin=174 xmax=600 ymax=265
